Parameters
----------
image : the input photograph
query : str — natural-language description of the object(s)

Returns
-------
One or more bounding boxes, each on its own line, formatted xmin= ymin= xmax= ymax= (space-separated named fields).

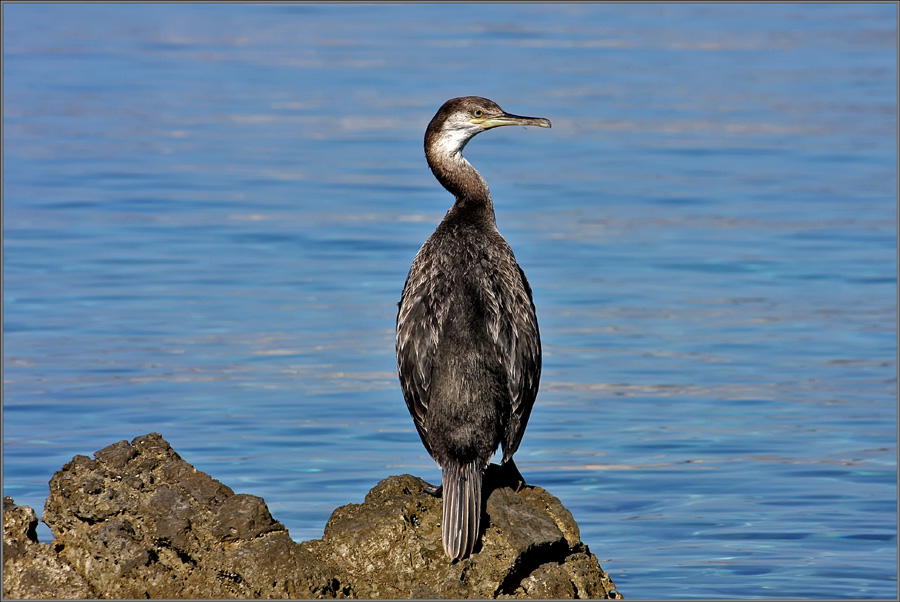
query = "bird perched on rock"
xmin=396 ymin=96 xmax=550 ymax=560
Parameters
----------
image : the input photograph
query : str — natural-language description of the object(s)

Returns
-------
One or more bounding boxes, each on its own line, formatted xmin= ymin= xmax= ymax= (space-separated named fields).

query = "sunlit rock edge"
xmin=3 ymin=432 xmax=621 ymax=599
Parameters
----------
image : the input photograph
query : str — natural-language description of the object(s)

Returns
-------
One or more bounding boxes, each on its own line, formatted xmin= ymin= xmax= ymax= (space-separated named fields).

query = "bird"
xmin=395 ymin=96 xmax=550 ymax=561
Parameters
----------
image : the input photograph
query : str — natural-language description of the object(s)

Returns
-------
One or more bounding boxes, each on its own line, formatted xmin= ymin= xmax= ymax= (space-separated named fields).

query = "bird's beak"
xmin=471 ymin=112 xmax=552 ymax=129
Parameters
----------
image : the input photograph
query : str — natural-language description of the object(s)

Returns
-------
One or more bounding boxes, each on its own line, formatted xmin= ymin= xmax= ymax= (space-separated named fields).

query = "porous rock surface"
xmin=3 ymin=433 xmax=620 ymax=599
xmin=3 ymin=497 xmax=94 ymax=599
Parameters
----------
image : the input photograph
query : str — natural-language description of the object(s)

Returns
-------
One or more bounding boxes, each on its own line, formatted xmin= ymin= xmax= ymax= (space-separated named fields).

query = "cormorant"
xmin=396 ymin=96 xmax=550 ymax=561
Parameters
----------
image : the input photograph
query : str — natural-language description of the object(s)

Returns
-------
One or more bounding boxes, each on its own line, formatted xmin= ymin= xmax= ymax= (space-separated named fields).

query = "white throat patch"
xmin=434 ymin=123 xmax=479 ymax=161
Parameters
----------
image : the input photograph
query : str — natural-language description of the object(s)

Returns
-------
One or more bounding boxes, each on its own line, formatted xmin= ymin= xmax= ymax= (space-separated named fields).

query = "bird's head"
xmin=426 ymin=96 xmax=551 ymax=157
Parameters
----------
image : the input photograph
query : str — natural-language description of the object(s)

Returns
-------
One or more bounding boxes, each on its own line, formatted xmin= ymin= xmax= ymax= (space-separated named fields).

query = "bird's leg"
xmin=424 ymin=484 xmax=443 ymax=497
xmin=503 ymin=459 xmax=527 ymax=492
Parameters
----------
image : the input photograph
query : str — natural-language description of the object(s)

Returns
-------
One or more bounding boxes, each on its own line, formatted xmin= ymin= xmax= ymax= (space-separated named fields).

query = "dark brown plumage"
xmin=396 ymin=97 xmax=550 ymax=561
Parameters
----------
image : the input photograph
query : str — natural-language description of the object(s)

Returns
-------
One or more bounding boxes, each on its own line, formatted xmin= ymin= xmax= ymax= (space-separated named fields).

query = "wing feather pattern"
xmin=396 ymin=233 xmax=541 ymax=465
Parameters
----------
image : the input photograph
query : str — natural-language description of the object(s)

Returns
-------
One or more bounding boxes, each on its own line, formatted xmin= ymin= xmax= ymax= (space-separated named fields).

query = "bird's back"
xmin=396 ymin=210 xmax=541 ymax=467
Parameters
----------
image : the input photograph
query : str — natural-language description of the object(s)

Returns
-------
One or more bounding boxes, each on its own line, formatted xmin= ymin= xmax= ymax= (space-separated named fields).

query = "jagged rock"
xmin=302 ymin=470 xmax=620 ymax=598
xmin=4 ymin=433 xmax=621 ymax=599
xmin=3 ymin=497 xmax=94 ymax=599
xmin=39 ymin=433 xmax=339 ymax=599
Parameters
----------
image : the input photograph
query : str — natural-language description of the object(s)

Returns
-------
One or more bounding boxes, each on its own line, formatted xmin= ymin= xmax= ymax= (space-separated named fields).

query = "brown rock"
xmin=40 ymin=433 xmax=339 ymax=599
xmin=3 ymin=433 xmax=621 ymax=599
xmin=301 ymin=466 xmax=620 ymax=599
xmin=3 ymin=497 xmax=94 ymax=599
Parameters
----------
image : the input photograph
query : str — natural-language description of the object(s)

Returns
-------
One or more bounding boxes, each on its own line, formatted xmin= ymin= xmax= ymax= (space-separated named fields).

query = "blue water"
xmin=3 ymin=3 xmax=896 ymax=599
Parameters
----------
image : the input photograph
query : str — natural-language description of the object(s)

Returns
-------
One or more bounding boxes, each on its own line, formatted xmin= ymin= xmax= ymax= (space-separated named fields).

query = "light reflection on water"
xmin=4 ymin=3 xmax=897 ymax=599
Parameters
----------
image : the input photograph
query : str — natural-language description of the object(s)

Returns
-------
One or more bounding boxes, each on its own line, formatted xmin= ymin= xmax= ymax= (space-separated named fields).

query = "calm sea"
xmin=3 ymin=3 xmax=897 ymax=599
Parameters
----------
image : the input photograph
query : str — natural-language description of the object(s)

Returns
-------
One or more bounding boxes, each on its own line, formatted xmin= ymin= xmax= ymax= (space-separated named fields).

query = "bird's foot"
xmin=484 ymin=460 xmax=528 ymax=493
xmin=503 ymin=459 xmax=527 ymax=492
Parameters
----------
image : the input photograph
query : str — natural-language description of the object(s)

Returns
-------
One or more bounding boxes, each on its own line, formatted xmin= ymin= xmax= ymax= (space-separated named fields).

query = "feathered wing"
xmin=495 ymin=264 xmax=541 ymax=464
xmin=396 ymin=253 xmax=441 ymax=456
xmin=397 ymin=238 xmax=541 ymax=466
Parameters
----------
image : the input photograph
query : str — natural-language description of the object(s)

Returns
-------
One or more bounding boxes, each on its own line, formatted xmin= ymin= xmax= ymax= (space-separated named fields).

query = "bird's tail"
xmin=441 ymin=460 xmax=482 ymax=561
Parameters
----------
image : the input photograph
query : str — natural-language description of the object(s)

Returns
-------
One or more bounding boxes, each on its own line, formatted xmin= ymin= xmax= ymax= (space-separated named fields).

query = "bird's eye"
xmin=473 ymin=109 xmax=484 ymax=117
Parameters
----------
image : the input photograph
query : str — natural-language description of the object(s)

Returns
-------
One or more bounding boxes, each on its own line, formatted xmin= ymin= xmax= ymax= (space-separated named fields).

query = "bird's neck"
xmin=425 ymin=132 xmax=496 ymax=226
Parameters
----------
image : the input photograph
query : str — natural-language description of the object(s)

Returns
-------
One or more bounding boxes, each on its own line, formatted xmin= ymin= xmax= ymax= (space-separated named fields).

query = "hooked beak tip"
xmin=472 ymin=114 xmax=552 ymax=129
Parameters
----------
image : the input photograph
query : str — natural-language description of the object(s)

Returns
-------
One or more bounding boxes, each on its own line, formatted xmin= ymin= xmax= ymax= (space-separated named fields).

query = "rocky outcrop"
xmin=3 ymin=433 xmax=620 ymax=599
xmin=3 ymin=498 xmax=94 ymax=599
